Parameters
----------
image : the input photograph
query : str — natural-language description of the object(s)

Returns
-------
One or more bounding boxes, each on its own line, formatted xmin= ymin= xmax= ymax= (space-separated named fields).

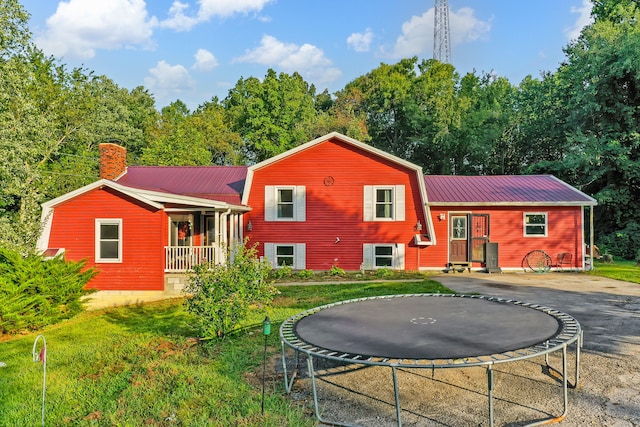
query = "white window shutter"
xmin=363 ymin=186 xmax=373 ymax=221
xmin=362 ymin=244 xmax=373 ymax=269
xmin=394 ymin=243 xmax=405 ymax=270
xmin=395 ymin=185 xmax=405 ymax=221
xmin=264 ymin=186 xmax=275 ymax=221
xmin=264 ymin=243 xmax=275 ymax=267
xmin=295 ymin=243 xmax=306 ymax=269
xmin=296 ymin=186 xmax=306 ymax=222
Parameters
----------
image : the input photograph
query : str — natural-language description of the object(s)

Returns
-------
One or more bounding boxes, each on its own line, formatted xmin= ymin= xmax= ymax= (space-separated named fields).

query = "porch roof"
xmin=116 ymin=166 xmax=248 ymax=204
xmin=424 ymin=175 xmax=597 ymax=206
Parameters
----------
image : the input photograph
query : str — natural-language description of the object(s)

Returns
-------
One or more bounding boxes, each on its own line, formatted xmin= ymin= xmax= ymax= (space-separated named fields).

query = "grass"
xmin=586 ymin=259 xmax=640 ymax=284
xmin=0 ymin=278 xmax=449 ymax=426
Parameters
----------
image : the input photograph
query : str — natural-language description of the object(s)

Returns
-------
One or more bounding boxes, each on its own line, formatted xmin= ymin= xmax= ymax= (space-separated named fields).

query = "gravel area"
xmin=281 ymin=272 xmax=640 ymax=426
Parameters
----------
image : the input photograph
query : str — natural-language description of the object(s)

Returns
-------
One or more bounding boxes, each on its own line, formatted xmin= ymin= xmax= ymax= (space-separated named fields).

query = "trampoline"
xmin=280 ymin=294 xmax=582 ymax=427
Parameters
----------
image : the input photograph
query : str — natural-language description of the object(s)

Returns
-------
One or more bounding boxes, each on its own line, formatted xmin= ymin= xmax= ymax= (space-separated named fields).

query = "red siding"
xmin=245 ymin=138 xmax=427 ymax=270
xmin=48 ymin=187 xmax=165 ymax=290
xmin=425 ymin=206 xmax=585 ymax=270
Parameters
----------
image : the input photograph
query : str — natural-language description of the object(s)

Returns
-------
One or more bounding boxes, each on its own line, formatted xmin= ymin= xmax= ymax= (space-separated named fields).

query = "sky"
xmin=22 ymin=0 xmax=594 ymax=111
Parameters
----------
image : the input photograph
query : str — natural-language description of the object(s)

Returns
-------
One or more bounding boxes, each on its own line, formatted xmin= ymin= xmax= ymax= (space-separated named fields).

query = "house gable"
xmin=243 ymin=133 xmax=435 ymax=270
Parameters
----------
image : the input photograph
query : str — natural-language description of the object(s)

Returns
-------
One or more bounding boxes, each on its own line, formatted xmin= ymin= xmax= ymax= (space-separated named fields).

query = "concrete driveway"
xmin=435 ymin=271 xmax=640 ymax=426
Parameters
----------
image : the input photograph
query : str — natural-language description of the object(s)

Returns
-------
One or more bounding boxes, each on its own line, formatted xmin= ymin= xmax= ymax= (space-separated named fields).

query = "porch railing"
xmin=165 ymin=246 xmax=216 ymax=272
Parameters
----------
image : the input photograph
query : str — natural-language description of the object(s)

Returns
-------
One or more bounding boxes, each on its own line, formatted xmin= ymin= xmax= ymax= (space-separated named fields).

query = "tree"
xmin=223 ymin=70 xmax=318 ymax=163
xmin=550 ymin=1 xmax=640 ymax=257
xmin=183 ymin=242 xmax=277 ymax=339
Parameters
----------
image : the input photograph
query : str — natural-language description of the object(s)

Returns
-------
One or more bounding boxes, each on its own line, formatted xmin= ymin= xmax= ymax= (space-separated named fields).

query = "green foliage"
xmin=375 ymin=267 xmax=394 ymax=279
xmin=329 ymin=265 xmax=345 ymax=276
xmin=223 ymin=69 xmax=318 ymax=162
xmin=183 ymin=242 xmax=278 ymax=339
xmin=271 ymin=263 xmax=293 ymax=279
xmin=297 ymin=269 xmax=315 ymax=280
xmin=0 ymin=247 xmax=96 ymax=334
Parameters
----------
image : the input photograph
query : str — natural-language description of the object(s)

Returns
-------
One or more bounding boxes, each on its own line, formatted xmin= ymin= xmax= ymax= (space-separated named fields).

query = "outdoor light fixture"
xmin=439 ymin=213 xmax=447 ymax=221
xmin=415 ymin=221 xmax=423 ymax=231
xmin=262 ymin=316 xmax=271 ymax=336
xmin=247 ymin=221 xmax=253 ymax=232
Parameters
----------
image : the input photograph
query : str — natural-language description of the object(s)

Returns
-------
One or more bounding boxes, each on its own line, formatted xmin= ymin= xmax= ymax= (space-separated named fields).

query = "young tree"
xmin=183 ymin=242 xmax=277 ymax=339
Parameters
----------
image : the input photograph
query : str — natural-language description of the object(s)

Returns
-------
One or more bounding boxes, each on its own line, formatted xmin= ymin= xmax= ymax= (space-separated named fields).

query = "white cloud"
xmin=160 ymin=1 xmax=198 ymax=32
xmin=347 ymin=28 xmax=374 ymax=52
xmin=192 ymin=49 xmax=219 ymax=71
xmin=144 ymin=60 xmax=196 ymax=98
xmin=389 ymin=7 xmax=491 ymax=58
xmin=35 ymin=0 xmax=157 ymax=59
xmin=233 ymin=35 xmax=341 ymax=86
xmin=160 ymin=0 xmax=273 ymax=31
xmin=565 ymin=0 xmax=593 ymax=41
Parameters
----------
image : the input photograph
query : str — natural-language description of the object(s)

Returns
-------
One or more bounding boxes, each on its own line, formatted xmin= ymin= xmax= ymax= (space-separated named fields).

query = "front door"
xmin=449 ymin=215 xmax=468 ymax=263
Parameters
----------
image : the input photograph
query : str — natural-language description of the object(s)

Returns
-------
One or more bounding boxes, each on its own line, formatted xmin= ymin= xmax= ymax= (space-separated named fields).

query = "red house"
xmin=37 ymin=132 xmax=597 ymax=300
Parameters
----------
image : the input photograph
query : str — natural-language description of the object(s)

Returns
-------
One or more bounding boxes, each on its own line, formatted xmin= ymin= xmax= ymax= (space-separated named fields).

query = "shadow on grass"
xmin=274 ymin=280 xmax=454 ymax=311
xmin=103 ymin=299 xmax=198 ymax=338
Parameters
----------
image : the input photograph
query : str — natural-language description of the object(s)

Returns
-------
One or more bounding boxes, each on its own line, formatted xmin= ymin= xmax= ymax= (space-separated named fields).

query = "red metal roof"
xmin=424 ymin=175 xmax=596 ymax=205
xmin=116 ymin=166 xmax=247 ymax=204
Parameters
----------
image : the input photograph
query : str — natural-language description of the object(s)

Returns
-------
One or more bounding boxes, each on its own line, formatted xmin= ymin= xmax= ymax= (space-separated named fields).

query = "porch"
xmin=164 ymin=245 xmax=217 ymax=272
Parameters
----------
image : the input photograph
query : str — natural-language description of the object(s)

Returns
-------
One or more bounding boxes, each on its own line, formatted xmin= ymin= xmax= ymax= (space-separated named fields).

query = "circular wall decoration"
xmin=323 ymin=176 xmax=335 ymax=186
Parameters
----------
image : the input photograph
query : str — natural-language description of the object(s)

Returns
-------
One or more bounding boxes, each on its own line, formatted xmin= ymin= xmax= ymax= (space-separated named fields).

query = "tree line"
xmin=1 ymin=0 xmax=638 ymax=259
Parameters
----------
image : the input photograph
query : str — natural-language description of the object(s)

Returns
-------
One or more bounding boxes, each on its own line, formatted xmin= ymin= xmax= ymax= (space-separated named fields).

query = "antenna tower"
xmin=433 ymin=0 xmax=451 ymax=63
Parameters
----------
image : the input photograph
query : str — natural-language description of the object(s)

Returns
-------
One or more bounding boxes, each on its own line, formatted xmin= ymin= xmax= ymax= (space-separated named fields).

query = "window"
xmin=376 ymin=188 xmax=393 ymax=219
xmin=264 ymin=186 xmax=306 ymax=221
xmin=451 ymin=216 xmax=467 ymax=240
xmin=524 ymin=213 xmax=547 ymax=237
xmin=276 ymin=245 xmax=294 ymax=266
xmin=264 ymin=243 xmax=306 ymax=269
xmin=277 ymin=188 xmax=294 ymax=219
xmin=96 ymin=219 xmax=122 ymax=262
xmin=363 ymin=243 xmax=405 ymax=269
xmin=363 ymin=185 xmax=405 ymax=221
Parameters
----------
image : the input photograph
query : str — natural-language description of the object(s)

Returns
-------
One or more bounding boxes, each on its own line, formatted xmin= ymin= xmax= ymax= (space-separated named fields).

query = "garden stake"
xmin=261 ymin=316 xmax=271 ymax=415
xmin=32 ymin=335 xmax=47 ymax=427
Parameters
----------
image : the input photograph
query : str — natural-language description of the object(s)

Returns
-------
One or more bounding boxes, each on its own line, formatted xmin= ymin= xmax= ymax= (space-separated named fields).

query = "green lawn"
xmin=586 ymin=259 xmax=640 ymax=284
xmin=0 ymin=279 xmax=450 ymax=426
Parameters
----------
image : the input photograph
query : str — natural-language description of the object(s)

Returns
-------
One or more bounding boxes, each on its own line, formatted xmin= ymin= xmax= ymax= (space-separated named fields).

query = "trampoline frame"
xmin=280 ymin=294 xmax=582 ymax=427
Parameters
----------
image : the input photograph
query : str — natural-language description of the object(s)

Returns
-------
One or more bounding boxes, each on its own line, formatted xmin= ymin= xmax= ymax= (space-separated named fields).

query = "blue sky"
xmin=22 ymin=0 xmax=593 ymax=110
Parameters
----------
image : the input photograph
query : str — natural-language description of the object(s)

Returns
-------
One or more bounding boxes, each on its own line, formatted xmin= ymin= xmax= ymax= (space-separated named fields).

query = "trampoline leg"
xmin=391 ymin=366 xmax=403 ymax=427
xmin=281 ymin=341 xmax=297 ymax=394
xmin=487 ymin=365 xmax=494 ymax=427
xmin=573 ymin=330 xmax=582 ymax=388
xmin=527 ymin=345 xmax=569 ymax=426
xmin=305 ymin=354 xmax=354 ymax=427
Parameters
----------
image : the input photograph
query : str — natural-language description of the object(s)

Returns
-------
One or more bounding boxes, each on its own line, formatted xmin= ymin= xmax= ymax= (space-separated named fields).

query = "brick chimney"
xmin=99 ymin=142 xmax=127 ymax=180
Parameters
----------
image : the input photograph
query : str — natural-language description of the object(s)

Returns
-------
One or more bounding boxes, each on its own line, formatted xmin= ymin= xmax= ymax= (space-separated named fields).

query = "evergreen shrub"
xmin=0 ymin=248 xmax=96 ymax=334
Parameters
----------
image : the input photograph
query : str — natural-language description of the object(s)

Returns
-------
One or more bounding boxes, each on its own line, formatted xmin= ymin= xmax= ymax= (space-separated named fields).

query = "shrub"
xmin=271 ymin=263 xmax=292 ymax=279
xmin=376 ymin=268 xmax=394 ymax=279
xmin=329 ymin=265 xmax=345 ymax=276
xmin=298 ymin=269 xmax=315 ymax=280
xmin=183 ymin=242 xmax=277 ymax=339
xmin=0 ymin=248 xmax=97 ymax=334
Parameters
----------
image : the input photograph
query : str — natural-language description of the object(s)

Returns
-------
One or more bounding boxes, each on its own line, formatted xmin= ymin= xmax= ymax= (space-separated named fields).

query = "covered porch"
xmin=164 ymin=205 xmax=248 ymax=273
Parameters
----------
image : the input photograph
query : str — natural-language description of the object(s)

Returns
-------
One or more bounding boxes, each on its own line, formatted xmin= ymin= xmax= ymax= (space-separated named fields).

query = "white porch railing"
xmin=165 ymin=246 xmax=216 ymax=272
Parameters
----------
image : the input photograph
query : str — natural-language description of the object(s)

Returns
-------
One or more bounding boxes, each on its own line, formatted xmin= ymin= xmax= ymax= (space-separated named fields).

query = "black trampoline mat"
xmin=294 ymin=296 xmax=562 ymax=360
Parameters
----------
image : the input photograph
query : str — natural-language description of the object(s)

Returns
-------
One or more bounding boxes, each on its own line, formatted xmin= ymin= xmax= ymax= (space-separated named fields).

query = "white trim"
xmin=363 ymin=185 xmax=405 ymax=222
xmin=264 ymin=243 xmax=306 ymax=269
xmin=524 ymin=212 xmax=548 ymax=237
xmin=363 ymin=243 xmax=405 ymax=270
xmin=265 ymin=186 xmax=306 ymax=222
xmin=95 ymin=218 xmax=123 ymax=263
